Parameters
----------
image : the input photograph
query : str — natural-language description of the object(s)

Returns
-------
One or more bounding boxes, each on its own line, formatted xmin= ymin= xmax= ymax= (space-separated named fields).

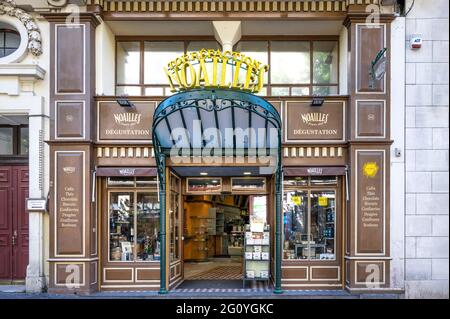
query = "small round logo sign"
xmin=363 ymin=162 xmax=379 ymax=178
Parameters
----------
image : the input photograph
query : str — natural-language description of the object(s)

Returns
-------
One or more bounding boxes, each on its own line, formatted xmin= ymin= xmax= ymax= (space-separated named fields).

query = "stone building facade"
xmin=404 ymin=0 xmax=449 ymax=299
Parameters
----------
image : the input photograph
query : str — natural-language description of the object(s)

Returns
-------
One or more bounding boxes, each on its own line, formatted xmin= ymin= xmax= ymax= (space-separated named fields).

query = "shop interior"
xmin=182 ymin=194 xmax=269 ymax=286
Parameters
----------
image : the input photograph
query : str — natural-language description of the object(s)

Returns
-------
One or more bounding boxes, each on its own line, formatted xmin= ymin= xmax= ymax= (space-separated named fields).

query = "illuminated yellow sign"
xmin=363 ymin=162 xmax=379 ymax=178
xmin=164 ymin=49 xmax=269 ymax=93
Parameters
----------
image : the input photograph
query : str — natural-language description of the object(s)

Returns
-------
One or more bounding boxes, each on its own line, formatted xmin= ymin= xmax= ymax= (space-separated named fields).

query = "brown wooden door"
xmin=0 ymin=165 xmax=29 ymax=281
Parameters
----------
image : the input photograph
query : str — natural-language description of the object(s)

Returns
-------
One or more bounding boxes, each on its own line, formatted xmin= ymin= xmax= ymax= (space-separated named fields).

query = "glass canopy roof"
xmin=152 ymin=88 xmax=282 ymax=156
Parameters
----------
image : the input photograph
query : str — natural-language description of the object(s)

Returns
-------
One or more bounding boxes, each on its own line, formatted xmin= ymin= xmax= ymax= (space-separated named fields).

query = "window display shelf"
xmin=243 ymin=227 xmax=270 ymax=288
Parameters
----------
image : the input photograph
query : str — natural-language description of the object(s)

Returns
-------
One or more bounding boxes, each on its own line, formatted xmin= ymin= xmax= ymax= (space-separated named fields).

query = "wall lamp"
xmin=116 ymin=96 xmax=135 ymax=108
xmin=311 ymin=96 xmax=325 ymax=107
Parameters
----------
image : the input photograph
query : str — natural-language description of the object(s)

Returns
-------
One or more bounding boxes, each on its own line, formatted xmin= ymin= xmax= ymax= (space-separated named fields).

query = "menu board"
xmin=356 ymin=150 xmax=385 ymax=254
xmin=55 ymin=152 xmax=84 ymax=256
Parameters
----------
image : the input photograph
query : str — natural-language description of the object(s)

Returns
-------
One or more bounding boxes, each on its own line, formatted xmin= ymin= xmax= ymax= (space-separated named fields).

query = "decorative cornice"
xmin=0 ymin=63 xmax=46 ymax=79
xmin=0 ymin=0 xmax=43 ymax=56
xmin=40 ymin=12 xmax=101 ymax=27
xmin=86 ymin=0 xmax=383 ymax=13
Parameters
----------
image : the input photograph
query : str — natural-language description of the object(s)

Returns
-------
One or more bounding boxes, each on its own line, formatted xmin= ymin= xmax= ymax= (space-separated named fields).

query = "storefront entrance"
xmin=182 ymin=194 xmax=267 ymax=289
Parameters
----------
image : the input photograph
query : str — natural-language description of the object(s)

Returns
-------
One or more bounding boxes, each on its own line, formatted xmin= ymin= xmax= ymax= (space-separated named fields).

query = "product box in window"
xmin=253 ymin=252 xmax=261 ymax=260
xmin=246 ymin=271 xmax=255 ymax=279
xmin=262 ymin=238 xmax=269 ymax=245
xmin=253 ymin=245 xmax=262 ymax=253
xmin=261 ymin=252 xmax=269 ymax=260
xmin=260 ymin=270 xmax=269 ymax=279
xmin=245 ymin=252 xmax=253 ymax=260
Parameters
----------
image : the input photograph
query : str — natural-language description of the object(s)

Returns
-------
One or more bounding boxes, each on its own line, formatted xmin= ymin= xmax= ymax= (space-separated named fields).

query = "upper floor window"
xmin=115 ymin=38 xmax=338 ymax=96
xmin=116 ymin=40 xmax=220 ymax=96
xmin=0 ymin=28 xmax=21 ymax=59
xmin=235 ymin=40 xmax=339 ymax=96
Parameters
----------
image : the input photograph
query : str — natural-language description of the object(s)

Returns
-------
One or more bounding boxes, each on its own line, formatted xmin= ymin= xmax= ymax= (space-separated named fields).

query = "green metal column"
xmin=158 ymin=153 xmax=168 ymax=294
xmin=274 ymin=132 xmax=283 ymax=294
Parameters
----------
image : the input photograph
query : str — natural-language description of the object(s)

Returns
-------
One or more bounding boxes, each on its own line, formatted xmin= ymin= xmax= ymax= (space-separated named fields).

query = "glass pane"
xmin=283 ymin=191 xmax=308 ymax=260
xmin=0 ymin=127 xmax=13 ymax=155
xmin=313 ymin=41 xmax=338 ymax=84
xmin=235 ymin=41 xmax=269 ymax=85
xmin=107 ymin=177 xmax=135 ymax=187
xmin=136 ymin=177 xmax=158 ymax=189
xmin=116 ymin=41 xmax=140 ymax=84
xmin=20 ymin=127 xmax=29 ymax=155
xmin=271 ymin=87 xmax=289 ymax=96
xmin=187 ymin=178 xmax=222 ymax=193
xmin=0 ymin=32 xmax=4 ymax=46
xmin=5 ymin=31 xmax=20 ymax=48
xmin=187 ymin=41 xmax=220 ymax=52
xmin=310 ymin=191 xmax=336 ymax=260
xmin=136 ymin=193 xmax=160 ymax=261
xmin=116 ymin=86 xmax=141 ymax=96
xmin=144 ymin=87 xmax=164 ymax=96
xmin=144 ymin=42 xmax=184 ymax=84
xmin=270 ymin=41 xmax=310 ymax=84
xmin=291 ymin=87 xmax=310 ymax=96
xmin=4 ymin=48 xmax=16 ymax=57
xmin=255 ymin=87 xmax=267 ymax=96
xmin=310 ymin=176 xmax=338 ymax=186
xmin=283 ymin=177 xmax=308 ymax=187
xmin=109 ymin=192 xmax=135 ymax=261
xmin=312 ymin=86 xmax=338 ymax=96
xmin=170 ymin=174 xmax=181 ymax=262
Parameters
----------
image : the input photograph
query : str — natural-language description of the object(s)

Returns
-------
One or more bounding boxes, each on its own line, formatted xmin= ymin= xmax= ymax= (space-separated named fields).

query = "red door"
xmin=0 ymin=165 xmax=29 ymax=282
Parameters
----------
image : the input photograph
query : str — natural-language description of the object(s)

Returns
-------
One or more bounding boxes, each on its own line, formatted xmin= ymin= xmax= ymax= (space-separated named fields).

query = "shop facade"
xmin=0 ymin=0 xmax=428 ymax=296
xmin=41 ymin=0 xmax=401 ymax=295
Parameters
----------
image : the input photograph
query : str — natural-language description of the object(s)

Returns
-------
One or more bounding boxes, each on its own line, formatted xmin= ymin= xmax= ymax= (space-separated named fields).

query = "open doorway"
xmin=182 ymin=194 xmax=267 ymax=288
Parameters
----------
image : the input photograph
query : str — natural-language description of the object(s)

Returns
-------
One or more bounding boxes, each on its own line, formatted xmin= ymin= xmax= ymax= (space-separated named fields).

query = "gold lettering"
xmin=197 ymin=57 xmax=210 ymax=87
xmin=164 ymin=49 xmax=269 ymax=93
xmin=180 ymin=62 xmax=196 ymax=88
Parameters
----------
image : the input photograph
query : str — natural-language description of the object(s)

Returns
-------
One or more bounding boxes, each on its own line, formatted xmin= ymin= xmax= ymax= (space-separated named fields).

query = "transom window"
xmin=116 ymin=38 xmax=339 ymax=97
xmin=0 ymin=125 xmax=28 ymax=157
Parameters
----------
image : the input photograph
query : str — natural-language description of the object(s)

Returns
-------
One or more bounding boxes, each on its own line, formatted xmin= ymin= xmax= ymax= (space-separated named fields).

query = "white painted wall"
xmin=390 ymin=16 xmax=406 ymax=290
xmin=404 ymin=0 xmax=449 ymax=299
xmin=96 ymin=20 xmax=116 ymax=96
xmin=339 ymin=26 xmax=348 ymax=95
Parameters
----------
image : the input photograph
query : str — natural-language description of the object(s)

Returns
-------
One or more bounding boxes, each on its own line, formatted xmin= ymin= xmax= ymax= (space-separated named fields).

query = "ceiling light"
xmin=200 ymin=172 xmax=208 ymax=176
xmin=243 ymin=172 xmax=252 ymax=175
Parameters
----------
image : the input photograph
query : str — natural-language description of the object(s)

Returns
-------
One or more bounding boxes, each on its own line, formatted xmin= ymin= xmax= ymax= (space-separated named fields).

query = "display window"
xmin=283 ymin=176 xmax=337 ymax=261
xmin=107 ymin=177 xmax=160 ymax=262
